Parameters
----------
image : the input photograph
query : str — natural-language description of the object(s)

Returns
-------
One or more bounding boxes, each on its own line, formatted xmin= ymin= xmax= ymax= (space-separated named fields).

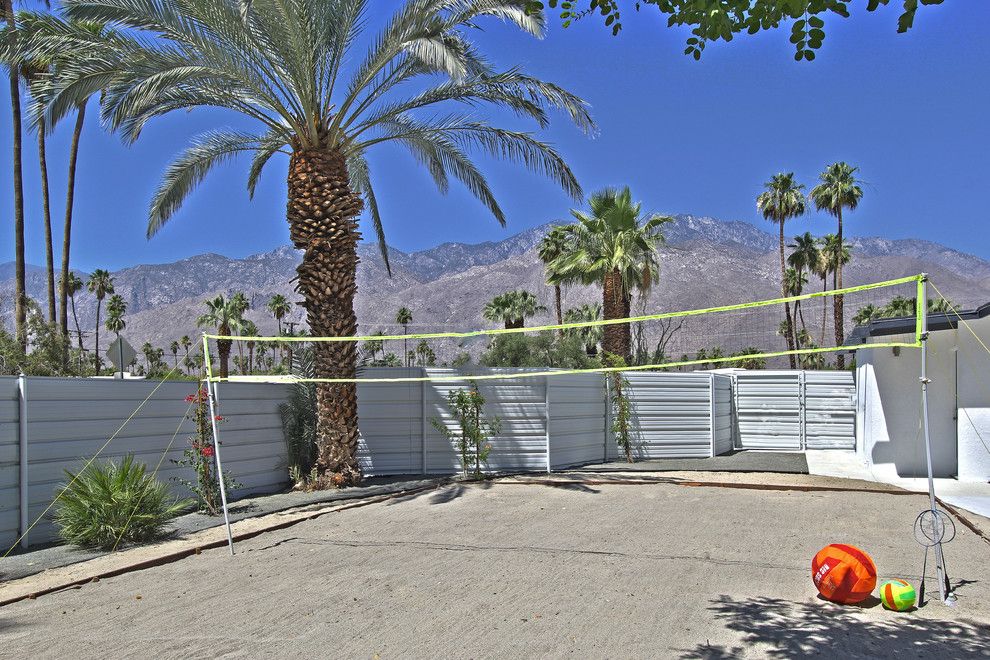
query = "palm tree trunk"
xmin=70 ymin=293 xmax=83 ymax=352
xmin=38 ymin=127 xmax=56 ymax=323
xmin=554 ymin=284 xmax=562 ymax=336
xmin=820 ymin=274 xmax=828 ymax=347
xmin=217 ymin=322 xmax=231 ymax=378
xmin=779 ymin=223 xmax=797 ymax=369
xmin=402 ymin=326 xmax=408 ymax=368
xmin=93 ymin=300 xmax=102 ymax=374
xmin=59 ymin=105 xmax=86 ymax=339
xmin=288 ymin=147 xmax=363 ymax=486
xmin=5 ymin=0 xmax=27 ymax=349
xmin=834 ymin=209 xmax=845 ymax=368
xmin=602 ymin=268 xmax=630 ymax=361
xmin=248 ymin=343 xmax=255 ymax=374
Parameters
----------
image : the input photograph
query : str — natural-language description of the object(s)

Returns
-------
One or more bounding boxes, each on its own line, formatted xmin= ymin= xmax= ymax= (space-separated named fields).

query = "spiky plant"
xmin=54 ymin=454 xmax=192 ymax=550
xmin=37 ymin=0 xmax=592 ymax=486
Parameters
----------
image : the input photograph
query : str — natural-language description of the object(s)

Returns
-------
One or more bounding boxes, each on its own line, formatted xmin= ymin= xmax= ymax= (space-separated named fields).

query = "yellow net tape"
xmin=212 ymin=341 xmax=921 ymax=384
xmin=204 ymin=274 xmax=923 ymax=344
xmin=202 ymin=274 xmax=925 ymax=384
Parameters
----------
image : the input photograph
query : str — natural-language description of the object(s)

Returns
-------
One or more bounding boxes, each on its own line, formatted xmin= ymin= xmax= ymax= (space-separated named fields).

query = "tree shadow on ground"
xmin=680 ymin=595 xmax=990 ymax=659
xmin=385 ymin=479 xmax=494 ymax=506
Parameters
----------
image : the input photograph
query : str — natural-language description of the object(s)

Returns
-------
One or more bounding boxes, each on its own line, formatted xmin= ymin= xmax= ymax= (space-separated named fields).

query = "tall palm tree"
xmin=549 ymin=187 xmax=669 ymax=361
xmin=16 ymin=46 xmax=57 ymax=323
xmin=42 ymin=0 xmax=591 ymax=485
xmin=180 ymin=334 xmax=192 ymax=362
xmin=810 ymin=162 xmax=863 ymax=367
xmin=228 ymin=291 xmax=250 ymax=368
xmin=266 ymin=294 xmax=291 ymax=334
xmin=787 ymin=231 xmax=819 ymax=340
xmin=2 ymin=0 xmax=27 ymax=349
xmin=241 ymin=319 xmax=258 ymax=374
xmin=395 ymin=307 xmax=412 ymax=368
xmin=783 ymin=267 xmax=808 ymax=339
xmin=818 ymin=233 xmax=851 ymax=346
xmin=169 ymin=340 xmax=180 ymax=369
xmin=13 ymin=13 xmax=108 ymax=341
xmin=60 ymin=271 xmax=84 ymax=352
xmin=197 ymin=295 xmax=244 ymax=379
xmin=537 ymin=226 xmax=572 ymax=331
xmin=853 ymin=304 xmax=877 ymax=326
xmin=756 ymin=172 xmax=806 ymax=369
xmin=104 ymin=293 xmax=126 ymax=372
xmin=86 ymin=268 xmax=113 ymax=373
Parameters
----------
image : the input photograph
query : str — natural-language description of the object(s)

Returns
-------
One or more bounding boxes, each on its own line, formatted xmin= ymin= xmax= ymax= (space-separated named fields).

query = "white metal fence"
xmin=0 ymin=368 xmax=856 ymax=549
xmin=733 ymin=370 xmax=856 ymax=451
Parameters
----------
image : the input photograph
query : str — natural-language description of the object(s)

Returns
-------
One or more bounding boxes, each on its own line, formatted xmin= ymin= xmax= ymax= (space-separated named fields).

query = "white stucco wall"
xmin=956 ymin=316 xmax=990 ymax=481
xmin=857 ymin=316 xmax=990 ymax=482
xmin=856 ymin=330 xmax=958 ymax=479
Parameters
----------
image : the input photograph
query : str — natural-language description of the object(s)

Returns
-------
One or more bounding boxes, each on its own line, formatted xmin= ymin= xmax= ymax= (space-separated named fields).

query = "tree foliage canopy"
xmin=526 ymin=0 xmax=945 ymax=60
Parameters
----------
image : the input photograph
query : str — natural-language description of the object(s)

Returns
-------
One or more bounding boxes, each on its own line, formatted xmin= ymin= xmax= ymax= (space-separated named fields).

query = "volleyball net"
xmin=201 ymin=274 xmax=926 ymax=384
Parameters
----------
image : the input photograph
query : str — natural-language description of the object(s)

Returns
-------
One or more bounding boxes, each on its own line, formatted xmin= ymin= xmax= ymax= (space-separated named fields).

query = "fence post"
xmin=603 ymin=375 xmax=612 ymax=462
xmin=709 ymin=374 xmax=716 ymax=458
xmin=17 ymin=374 xmax=28 ymax=549
xmin=799 ymin=370 xmax=807 ymax=451
xmin=544 ymin=376 xmax=552 ymax=473
xmin=420 ymin=370 xmax=428 ymax=475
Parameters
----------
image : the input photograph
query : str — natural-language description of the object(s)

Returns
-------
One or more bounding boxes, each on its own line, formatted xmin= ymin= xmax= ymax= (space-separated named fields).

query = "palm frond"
xmin=148 ymin=129 xmax=267 ymax=236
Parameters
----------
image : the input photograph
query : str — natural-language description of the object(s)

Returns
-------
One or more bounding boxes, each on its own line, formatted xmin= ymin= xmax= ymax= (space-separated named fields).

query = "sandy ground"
xmin=1 ymin=481 xmax=989 ymax=659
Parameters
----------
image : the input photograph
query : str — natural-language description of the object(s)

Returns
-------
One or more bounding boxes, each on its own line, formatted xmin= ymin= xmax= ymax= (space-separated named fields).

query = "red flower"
xmin=201 ymin=446 xmax=215 ymax=458
xmin=184 ymin=394 xmax=196 ymax=402
xmin=214 ymin=415 xmax=224 ymax=421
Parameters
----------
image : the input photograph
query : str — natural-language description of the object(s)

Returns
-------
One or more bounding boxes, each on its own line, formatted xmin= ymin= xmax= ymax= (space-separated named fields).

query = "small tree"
xmin=432 ymin=382 xmax=501 ymax=479
xmin=604 ymin=354 xmax=634 ymax=463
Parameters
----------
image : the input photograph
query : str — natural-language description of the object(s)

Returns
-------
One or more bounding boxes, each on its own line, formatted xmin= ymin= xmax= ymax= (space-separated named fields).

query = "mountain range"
xmin=3 ymin=214 xmax=990 ymax=363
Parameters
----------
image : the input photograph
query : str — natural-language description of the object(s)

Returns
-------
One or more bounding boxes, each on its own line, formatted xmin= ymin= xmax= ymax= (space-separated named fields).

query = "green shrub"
xmin=54 ymin=455 xmax=192 ymax=550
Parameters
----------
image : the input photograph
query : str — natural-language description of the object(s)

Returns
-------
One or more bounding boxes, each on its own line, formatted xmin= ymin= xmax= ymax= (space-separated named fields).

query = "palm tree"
xmin=396 ymin=307 xmax=412 ymax=368
xmin=241 ymin=319 xmax=258 ymax=374
xmin=180 ymin=333 xmax=192 ymax=356
xmin=267 ymin=294 xmax=291 ymax=334
xmin=2 ymin=0 xmax=27 ymax=349
xmin=788 ymin=231 xmax=819 ymax=339
xmin=810 ymin=162 xmax=863 ymax=367
xmin=60 ymin=271 xmax=84 ymax=352
xmin=783 ymin=267 xmax=808 ymax=339
xmin=43 ymin=0 xmax=591 ymax=486
xmin=483 ymin=291 xmax=545 ymax=329
xmin=756 ymin=172 xmax=806 ymax=369
xmin=563 ymin=303 xmax=602 ymax=357
xmin=16 ymin=46 xmax=57 ymax=323
xmin=818 ymin=233 xmax=851 ymax=346
xmin=104 ymin=293 xmax=126 ymax=372
xmin=229 ymin=291 xmax=250 ymax=369
xmin=197 ymin=295 xmax=244 ymax=379
xmin=169 ymin=340 xmax=180 ymax=369
xmin=538 ymin=226 xmax=572 ymax=332
xmin=86 ymin=268 xmax=113 ymax=373
xmin=13 ymin=13 xmax=108 ymax=341
xmin=549 ymin=187 xmax=669 ymax=361
xmin=853 ymin=304 xmax=877 ymax=326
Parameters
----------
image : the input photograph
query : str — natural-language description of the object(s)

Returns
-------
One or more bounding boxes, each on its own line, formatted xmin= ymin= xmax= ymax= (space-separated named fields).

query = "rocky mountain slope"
xmin=4 ymin=214 xmax=989 ymax=363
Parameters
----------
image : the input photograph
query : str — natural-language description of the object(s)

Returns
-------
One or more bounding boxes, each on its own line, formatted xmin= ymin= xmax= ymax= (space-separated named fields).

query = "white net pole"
xmin=205 ymin=379 xmax=235 ymax=555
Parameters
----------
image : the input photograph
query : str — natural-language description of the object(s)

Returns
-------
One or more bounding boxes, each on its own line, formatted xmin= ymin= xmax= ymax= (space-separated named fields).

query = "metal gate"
xmin=733 ymin=370 xmax=855 ymax=450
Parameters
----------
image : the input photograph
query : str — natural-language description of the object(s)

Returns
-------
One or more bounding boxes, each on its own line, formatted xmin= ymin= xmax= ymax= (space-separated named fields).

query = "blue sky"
xmin=2 ymin=2 xmax=988 ymax=273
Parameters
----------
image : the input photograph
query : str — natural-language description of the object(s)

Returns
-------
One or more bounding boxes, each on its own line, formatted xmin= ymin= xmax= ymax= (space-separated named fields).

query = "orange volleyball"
xmin=811 ymin=544 xmax=877 ymax=604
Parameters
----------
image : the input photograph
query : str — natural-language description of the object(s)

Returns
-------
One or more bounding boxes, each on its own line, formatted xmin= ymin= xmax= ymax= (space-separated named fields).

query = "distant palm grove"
xmin=0 ymin=1 xmax=930 ymax=489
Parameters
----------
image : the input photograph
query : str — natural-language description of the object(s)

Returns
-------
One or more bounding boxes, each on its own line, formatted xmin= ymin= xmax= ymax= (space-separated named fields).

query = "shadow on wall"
xmin=679 ymin=595 xmax=990 ymax=659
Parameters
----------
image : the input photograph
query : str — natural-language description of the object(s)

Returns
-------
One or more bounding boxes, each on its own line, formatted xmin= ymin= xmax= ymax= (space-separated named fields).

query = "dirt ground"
xmin=2 ymin=480 xmax=989 ymax=659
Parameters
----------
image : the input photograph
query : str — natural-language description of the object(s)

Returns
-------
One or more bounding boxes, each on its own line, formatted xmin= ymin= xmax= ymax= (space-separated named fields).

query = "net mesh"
xmin=204 ymin=275 xmax=925 ymax=384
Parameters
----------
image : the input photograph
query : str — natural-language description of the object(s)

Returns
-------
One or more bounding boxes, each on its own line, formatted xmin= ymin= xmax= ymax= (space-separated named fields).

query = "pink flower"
xmin=201 ymin=446 xmax=215 ymax=458
xmin=185 ymin=394 xmax=196 ymax=403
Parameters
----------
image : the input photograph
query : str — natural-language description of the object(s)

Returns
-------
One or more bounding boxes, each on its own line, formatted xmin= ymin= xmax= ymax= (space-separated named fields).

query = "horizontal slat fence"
xmin=0 ymin=369 xmax=854 ymax=549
